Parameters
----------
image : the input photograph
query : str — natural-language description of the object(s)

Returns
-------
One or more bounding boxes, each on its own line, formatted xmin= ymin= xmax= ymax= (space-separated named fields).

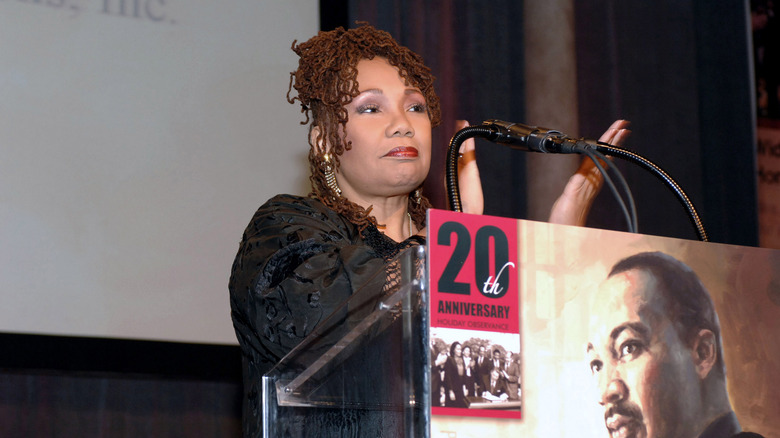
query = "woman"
xmin=229 ymin=24 xmax=629 ymax=437
xmin=444 ymin=342 xmax=467 ymax=408
xmin=432 ymin=342 xmax=449 ymax=407
xmin=461 ymin=344 xmax=476 ymax=397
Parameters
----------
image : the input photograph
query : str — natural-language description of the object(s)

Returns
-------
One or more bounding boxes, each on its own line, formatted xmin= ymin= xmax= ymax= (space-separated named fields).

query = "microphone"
xmin=446 ymin=119 xmax=708 ymax=240
xmin=481 ymin=119 xmax=585 ymax=154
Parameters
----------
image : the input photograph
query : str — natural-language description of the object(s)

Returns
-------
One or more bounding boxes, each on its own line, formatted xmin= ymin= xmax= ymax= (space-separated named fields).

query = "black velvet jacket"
xmin=229 ymin=194 xmax=423 ymax=437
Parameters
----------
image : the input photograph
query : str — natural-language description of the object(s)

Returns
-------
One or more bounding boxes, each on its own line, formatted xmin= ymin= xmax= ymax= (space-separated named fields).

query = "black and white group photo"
xmin=431 ymin=329 xmax=521 ymax=411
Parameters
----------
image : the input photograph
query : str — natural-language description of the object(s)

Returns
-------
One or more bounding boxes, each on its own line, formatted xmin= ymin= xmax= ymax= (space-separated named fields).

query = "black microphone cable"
xmin=575 ymin=146 xmax=638 ymax=234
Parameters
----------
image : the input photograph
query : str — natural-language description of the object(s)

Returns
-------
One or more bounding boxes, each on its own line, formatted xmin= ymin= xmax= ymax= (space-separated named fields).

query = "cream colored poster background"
xmin=432 ymin=220 xmax=780 ymax=437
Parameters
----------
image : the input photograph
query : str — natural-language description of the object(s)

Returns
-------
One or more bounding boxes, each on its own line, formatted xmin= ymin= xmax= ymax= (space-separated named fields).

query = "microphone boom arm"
xmin=586 ymin=140 xmax=708 ymax=242
xmin=445 ymin=121 xmax=709 ymax=242
xmin=445 ymin=124 xmax=496 ymax=212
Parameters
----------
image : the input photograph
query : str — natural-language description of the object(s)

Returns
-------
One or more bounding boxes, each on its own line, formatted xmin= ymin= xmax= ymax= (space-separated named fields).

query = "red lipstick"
xmin=384 ymin=147 xmax=418 ymax=158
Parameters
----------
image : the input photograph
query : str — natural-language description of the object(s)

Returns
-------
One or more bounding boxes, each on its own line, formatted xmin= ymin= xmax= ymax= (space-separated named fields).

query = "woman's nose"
xmin=386 ymin=109 xmax=414 ymax=137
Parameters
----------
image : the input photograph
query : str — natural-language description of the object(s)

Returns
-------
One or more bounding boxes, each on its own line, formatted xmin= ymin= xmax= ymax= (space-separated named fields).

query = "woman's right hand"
xmin=548 ymin=120 xmax=631 ymax=226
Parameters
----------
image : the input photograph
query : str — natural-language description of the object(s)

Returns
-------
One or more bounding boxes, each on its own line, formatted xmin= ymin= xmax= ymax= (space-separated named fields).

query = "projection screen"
xmin=0 ymin=0 xmax=318 ymax=345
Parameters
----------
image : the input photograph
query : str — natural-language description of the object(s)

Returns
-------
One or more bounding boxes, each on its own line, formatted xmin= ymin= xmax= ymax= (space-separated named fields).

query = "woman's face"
xmin=463 ymin=346 xmax=472 ymax=358
xmin=334 ymin=57 xmax=432 ymax=205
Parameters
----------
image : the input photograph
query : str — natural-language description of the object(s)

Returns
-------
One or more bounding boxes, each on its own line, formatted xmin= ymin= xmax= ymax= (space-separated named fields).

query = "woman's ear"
xmin=310 ymin=126 xmax=328 ymax=154
xmin=691 ymin=329 xmax=717 ymax=380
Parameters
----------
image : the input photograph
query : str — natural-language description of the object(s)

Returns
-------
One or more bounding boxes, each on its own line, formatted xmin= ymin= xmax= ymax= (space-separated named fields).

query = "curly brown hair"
xmin=287 ymin=23 xmax=440 ymax=232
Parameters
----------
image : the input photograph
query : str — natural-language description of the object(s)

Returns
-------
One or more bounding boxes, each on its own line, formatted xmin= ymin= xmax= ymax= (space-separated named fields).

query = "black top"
xmin=229 ymin=194 xmax=423 ymax=437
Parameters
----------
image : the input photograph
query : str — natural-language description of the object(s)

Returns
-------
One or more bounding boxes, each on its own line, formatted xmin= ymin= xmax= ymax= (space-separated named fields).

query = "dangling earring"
xmin=321 ymin=152 xmax=342 ymax=196
xmin=413 ymin=188 xmax=422 ymax=204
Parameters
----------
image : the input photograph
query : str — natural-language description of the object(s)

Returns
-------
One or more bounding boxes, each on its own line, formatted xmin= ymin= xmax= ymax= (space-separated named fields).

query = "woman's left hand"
xmin=548 ymin=120 xmax=631 ymax=226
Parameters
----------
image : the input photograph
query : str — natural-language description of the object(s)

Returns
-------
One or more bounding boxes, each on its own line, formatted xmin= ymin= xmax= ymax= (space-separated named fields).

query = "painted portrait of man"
xmin=586 ymin=252 xmax=764 ymax=438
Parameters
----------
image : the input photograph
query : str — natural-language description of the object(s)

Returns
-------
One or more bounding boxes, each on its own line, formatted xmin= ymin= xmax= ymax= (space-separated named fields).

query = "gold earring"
xmin=322 ymin=152 xmax=342 ymax=196
xmin=413 ymin=188 xmax=422 ymax=204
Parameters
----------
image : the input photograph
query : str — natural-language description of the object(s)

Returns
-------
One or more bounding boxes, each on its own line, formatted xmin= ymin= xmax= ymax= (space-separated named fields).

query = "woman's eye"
xmin=409 ymin=103 xmax=427 ymax=112
xmin=357 ymin=104 xmax=379 ymax=114
xmin=590 ymin=360 xmax=603 ymax=375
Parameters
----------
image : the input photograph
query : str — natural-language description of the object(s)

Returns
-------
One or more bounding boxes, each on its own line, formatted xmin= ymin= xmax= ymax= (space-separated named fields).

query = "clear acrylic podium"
xmin=261 ymin=245 xmax=430 ymax=437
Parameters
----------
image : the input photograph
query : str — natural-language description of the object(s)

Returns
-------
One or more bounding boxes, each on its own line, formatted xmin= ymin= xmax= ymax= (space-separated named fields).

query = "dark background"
xmin=331 ymin=0 xmax=757 ymax=246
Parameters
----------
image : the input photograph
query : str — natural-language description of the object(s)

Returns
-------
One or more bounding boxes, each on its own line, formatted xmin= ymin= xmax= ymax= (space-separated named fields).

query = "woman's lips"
xmin=384 ymin=146 xmax=418 ymax=158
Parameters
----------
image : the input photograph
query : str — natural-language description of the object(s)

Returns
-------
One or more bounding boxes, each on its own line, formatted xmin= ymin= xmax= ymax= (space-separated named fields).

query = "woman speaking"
xmin=229 ymin=23 xmax=629 ymax=437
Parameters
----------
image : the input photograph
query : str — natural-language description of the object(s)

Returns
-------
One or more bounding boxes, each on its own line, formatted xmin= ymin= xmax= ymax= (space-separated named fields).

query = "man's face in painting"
xmin=586 ymin=269 xmax=703 ymax=438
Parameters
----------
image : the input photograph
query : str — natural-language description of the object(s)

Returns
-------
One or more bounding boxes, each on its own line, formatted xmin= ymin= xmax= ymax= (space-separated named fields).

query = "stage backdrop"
xmin=0 ymin=0 xmax=317 ymax=344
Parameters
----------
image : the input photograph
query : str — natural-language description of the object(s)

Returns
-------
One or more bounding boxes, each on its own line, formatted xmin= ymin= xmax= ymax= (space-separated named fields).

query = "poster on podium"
xmin=427 ymin=208 xmax=780 ymax=438
xmin=428 ymin=210 xmax=522 ymax=420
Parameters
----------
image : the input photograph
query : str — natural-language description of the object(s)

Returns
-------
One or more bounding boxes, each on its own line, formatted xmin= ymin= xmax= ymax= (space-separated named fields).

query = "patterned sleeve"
xmin=229 ymin=194 xmax=385 ymax=375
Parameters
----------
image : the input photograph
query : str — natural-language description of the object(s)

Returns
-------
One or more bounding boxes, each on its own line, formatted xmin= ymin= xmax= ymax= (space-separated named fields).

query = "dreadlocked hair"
xmin=286 ymin=23 xmax=440 ymax=233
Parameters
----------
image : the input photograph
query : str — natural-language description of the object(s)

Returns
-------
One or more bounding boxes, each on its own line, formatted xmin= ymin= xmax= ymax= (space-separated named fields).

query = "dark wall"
xmin=576 ymin=0 xmax=757 ymax=245
xmin=0 ymin=373 xmax=240 ymax=438
xmin=0 ymin=334 xmax=242 ymax=438
xmin=327 ymin=0 xmax=758 ymax=245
